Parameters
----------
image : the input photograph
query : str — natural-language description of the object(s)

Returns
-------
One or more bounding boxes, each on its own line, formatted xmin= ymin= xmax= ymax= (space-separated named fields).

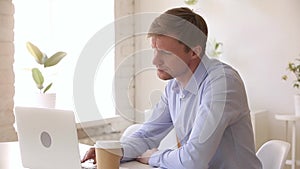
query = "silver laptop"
xmin=15 ymin=106 xmax=95 ymax=169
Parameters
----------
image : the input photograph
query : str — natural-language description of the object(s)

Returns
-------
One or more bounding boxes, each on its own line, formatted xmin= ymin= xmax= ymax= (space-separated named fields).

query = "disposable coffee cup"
xmin=94 ymin=140 xmax=122 ymax=169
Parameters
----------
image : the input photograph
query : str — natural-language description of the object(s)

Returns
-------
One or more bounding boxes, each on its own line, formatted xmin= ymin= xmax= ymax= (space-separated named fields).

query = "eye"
xmin=160 ymin=50 xmax=172 ymax=55
xmin=156 ymin=49 xmax=172 ymax=56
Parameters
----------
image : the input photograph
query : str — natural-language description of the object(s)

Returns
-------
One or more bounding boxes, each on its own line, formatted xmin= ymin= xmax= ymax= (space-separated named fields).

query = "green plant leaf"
xmin=282 ymin=75 xmax=288 ymax=80
xmin=26 ymin=42 xmax=44 ymax=64
xmin=43 ymin=83 xmax=52 ymax=93
xmin=32 ymin=68 xmax=44 ymax=90
xmin=44 ymin=52 xmax=67 ymax=67
xmin=215 ymin=42 xmax=222 ymax=50
xmin=184 ymin=0 xmax=198 ymax=5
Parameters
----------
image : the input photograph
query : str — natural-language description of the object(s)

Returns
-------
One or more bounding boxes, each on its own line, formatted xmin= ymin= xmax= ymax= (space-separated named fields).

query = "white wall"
xmin=197 ymin=0 xmax=300 ymax=144
xmin=134 ymin=0 xmax=300 ymax=155
xmin=133 ymin=0 xmax=188 ymax=122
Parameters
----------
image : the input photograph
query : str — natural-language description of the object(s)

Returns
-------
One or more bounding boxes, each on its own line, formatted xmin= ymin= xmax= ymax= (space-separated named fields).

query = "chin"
xmin=157 ymin=72 xmax=173 ymax=80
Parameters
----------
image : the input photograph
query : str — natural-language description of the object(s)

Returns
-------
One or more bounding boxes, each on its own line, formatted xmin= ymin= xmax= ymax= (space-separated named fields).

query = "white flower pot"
xmin=294 ymin=94 xmax=300 ymax=116
xmin=33 ymin=93 xmax=56 ymax=108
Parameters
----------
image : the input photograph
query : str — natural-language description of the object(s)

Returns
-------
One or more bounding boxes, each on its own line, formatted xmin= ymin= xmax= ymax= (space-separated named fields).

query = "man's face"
xmin=151 ymin=36 xmax=194 ymax=81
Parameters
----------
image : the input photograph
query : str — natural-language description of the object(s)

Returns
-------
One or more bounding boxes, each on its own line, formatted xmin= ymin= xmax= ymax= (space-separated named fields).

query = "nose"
xmin=152 ymin=49 xmax=162 ymax=66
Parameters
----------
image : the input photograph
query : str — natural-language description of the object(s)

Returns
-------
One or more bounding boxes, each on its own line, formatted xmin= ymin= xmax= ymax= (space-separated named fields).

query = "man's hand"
xmin=136 ymin=148 xmax=158 ymax=164
xmin=81 ymin=147 xmax=96 ymax=164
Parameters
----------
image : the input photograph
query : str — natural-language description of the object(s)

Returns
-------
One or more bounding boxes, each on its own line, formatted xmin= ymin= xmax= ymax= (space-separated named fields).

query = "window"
xmin=13 ymin=0 xmax=115 ymax=121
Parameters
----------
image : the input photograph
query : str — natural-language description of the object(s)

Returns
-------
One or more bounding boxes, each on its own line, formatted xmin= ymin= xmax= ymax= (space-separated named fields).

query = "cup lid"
xmin=94 ymin=140 xmax=122 ymax=149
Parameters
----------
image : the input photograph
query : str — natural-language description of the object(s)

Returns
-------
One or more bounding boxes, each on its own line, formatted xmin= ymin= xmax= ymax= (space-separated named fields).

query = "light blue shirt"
xmin=121 ymin=55 xmax=262 ymax=169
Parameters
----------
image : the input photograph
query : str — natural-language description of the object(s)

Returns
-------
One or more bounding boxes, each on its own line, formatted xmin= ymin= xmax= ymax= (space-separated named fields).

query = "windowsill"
xmin=76 ymin=115 xmax=132 ymax=145
xmin=76 ymin=115 xmax=122 ymax=129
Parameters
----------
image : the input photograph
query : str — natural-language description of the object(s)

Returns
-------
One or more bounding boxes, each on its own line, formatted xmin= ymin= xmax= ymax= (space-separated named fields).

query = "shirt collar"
xmin=172 ymin=55 xmax=210 ymax=95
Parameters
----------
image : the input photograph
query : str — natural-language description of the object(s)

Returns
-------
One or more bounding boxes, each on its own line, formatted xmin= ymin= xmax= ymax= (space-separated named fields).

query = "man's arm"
xmin=121 ymin=89 xmax=174 ymax=162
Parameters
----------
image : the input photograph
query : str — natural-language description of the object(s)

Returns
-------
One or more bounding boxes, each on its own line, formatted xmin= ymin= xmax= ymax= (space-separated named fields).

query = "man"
xmin=82 ymin=7 xmax=262 ymax=169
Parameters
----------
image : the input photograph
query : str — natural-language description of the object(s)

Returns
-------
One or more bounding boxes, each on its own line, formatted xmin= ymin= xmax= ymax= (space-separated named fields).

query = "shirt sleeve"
xmin=149 ymin=70 xmax=248 ymax=169
xmin=121 ymin=87 xmax=174 ymax=162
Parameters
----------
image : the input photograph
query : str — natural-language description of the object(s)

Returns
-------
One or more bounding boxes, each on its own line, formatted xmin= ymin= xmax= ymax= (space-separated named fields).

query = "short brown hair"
xmin=148 ymin=7 xmax=208 ymax=56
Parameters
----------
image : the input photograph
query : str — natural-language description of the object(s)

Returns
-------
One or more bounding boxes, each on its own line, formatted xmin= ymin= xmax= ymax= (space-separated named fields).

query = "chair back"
xmin=256 ymin=140 xmax=290 ymax=169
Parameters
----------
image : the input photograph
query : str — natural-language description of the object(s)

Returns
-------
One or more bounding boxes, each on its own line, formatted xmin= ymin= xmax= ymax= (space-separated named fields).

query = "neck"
xmin=176 ymin=58 xmax=201 ymax=88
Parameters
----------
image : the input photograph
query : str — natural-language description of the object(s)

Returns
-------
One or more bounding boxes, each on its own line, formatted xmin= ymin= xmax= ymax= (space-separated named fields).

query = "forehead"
xmin=151 ymin=35 xmax=183 ymax=51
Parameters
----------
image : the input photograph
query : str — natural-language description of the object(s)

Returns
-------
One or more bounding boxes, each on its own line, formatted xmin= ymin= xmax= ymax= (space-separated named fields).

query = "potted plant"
xmin=207 ymin=38 xmax=223 ymax=58
xmin=26 ymin=41 xmax=67 ymax=108
xmin=282 ymin=57 xmax=300 ymax=116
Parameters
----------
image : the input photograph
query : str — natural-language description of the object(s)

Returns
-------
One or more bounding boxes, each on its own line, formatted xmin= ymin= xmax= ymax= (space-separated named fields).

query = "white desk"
xmin=0 ymin=142 xmax=156 ymax=169
xmin=0 ymin=142 xmax=24 ymax=169
xmin=275 ymin=114 xmax=300 ymax=169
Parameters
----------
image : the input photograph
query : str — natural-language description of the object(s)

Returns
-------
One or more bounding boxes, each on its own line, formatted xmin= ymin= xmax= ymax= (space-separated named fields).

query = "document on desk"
xmin=120 ymin=161 xmax=158 ymax=169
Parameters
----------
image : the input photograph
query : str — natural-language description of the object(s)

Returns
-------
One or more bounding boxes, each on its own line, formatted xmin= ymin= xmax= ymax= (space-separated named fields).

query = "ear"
xmin=191 ymin=45 xmax=202 ymax=59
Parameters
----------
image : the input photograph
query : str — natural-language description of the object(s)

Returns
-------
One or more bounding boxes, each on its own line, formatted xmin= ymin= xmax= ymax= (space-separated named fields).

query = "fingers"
xmin=81 ymin=147 xmax=96 ymax=163
xmin=136 ymin=148 xmax=159 ymax=164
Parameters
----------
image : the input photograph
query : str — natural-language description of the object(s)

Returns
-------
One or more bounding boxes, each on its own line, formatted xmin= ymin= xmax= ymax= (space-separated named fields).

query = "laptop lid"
xmin=15 ymin=106 xmax=82 ymax=169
